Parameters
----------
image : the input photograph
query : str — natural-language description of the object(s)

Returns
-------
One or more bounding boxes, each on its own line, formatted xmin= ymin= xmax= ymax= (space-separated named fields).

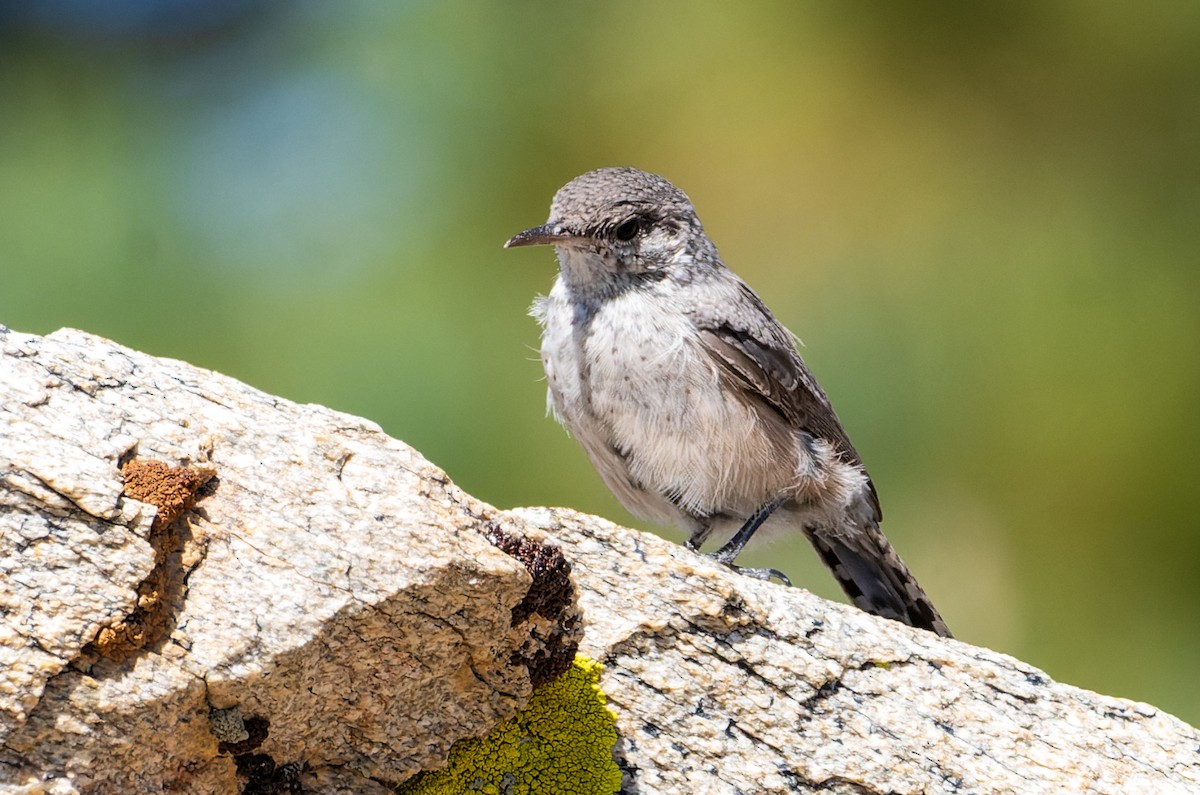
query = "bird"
xmin=505 ymin=167 xmax=950 ymax=637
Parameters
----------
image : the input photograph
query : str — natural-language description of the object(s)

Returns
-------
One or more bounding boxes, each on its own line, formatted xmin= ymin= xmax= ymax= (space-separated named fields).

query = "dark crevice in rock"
xmin=235 ymin=753 xmax=305 ymax=795
xmin=480 ymin=522 xmax=580 ymax=686
xmin=219 ymin=715 xmax=270 ymax=756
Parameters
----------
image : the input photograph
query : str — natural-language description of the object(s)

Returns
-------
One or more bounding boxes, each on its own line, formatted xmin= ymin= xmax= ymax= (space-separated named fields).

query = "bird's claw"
xmin=704 ymin=554 xmax=792 ymax=587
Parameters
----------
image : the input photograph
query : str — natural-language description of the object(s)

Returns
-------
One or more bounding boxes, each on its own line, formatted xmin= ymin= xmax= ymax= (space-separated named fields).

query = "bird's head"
xmin=506 ymin=167 xmax=713 ymax=293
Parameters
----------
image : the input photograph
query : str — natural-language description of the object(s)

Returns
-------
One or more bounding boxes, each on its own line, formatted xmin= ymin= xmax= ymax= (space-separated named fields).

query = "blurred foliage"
xmin=1 ymin=1 xmax=1198 ymax=723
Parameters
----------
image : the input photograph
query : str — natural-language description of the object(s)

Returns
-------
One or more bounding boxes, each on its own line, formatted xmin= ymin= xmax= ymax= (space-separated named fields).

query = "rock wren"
xmin=506 ymin=167 xmax=950 ymax=637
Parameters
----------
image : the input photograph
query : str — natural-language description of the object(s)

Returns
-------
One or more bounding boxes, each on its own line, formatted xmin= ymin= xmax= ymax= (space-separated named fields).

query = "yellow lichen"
xmin=396 ymin=656 xmax=622 ymax=795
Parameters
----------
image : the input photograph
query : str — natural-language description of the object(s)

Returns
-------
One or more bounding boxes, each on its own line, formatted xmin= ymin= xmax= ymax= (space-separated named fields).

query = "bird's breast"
xmin=539 ymin=285 xmax=794 ymax=518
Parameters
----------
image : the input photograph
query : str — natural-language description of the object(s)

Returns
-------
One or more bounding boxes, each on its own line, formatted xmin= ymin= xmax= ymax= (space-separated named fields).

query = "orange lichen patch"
xmin=121 ymin=458 xmax=216 ymax=532
xmin=88 ymin=459 xmax=216 ymax=662
xmin=91 ymin=615 xmax=154 ymax=659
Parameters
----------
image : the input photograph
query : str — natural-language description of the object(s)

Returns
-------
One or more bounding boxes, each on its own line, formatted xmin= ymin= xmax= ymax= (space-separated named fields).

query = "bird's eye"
xmin=614 ymin=218 xmax=641 ymax=242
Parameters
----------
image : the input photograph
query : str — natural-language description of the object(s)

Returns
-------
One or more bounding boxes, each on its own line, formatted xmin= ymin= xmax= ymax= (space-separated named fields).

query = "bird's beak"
xmin=504 ymin=222 xmax=579 ymax=249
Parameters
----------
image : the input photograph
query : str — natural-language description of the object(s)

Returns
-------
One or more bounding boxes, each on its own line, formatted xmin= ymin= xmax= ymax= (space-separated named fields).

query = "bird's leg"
xmin=707 ymin=498 xmax=791 ymax=585
xmin=714 ymin=498 xmax=783 ymax=562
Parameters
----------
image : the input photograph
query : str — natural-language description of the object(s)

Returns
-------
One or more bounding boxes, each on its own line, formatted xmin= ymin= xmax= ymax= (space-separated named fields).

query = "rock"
xmin=513 ymin=506 xmax=1200 ymax=794
xmin=3 ymin=325 xmax=1199 ymax=795
xmin=0 ymin=327 xmax=581 ymax=794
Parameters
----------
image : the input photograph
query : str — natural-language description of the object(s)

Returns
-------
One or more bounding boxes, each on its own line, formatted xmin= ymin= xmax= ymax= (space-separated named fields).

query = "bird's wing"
xmin=692 ymin=280 xmax=881 ymax=519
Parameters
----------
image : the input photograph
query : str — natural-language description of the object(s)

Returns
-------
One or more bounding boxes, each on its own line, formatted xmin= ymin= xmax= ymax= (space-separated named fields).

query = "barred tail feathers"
xmin=804 ymin=523 xmax=951 ymax=638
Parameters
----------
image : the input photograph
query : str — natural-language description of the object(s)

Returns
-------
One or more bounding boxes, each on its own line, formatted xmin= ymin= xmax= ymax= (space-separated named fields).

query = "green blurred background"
xmin=2 ymin=2 xmax=1198 ymax=722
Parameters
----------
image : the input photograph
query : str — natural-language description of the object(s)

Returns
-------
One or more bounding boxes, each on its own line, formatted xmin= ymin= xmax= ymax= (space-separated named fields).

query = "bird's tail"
xmin=804 ymin=523 xmax=952 ymax=638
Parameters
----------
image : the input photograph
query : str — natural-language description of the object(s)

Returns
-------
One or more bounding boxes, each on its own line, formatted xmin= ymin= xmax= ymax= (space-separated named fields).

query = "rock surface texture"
xmin=515 ymin=508 xmax=1200 ymax=794
xmin=3 ymin=326 xmax=1199 ymax=795
xmin=0 ymin=327 xmax=579 ymax=794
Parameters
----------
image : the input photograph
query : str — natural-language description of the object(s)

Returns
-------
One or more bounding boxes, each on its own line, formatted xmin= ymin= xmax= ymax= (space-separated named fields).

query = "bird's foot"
xmin=691 ymin=498 xmax=791 ymax=584
xmin=702 ymin=551 xmax=792 ymax=586
xmin=722 ymin=560 xmax=792 ymax=586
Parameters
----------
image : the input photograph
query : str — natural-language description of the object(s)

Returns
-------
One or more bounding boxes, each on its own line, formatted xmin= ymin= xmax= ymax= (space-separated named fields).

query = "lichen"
xmin=87 ymin=458 xmax=216 ymax=661
xmin=396 ymin=656 xmax=621 ymax=795
xmin=478 ymin=521 xmax=581 ymax=686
